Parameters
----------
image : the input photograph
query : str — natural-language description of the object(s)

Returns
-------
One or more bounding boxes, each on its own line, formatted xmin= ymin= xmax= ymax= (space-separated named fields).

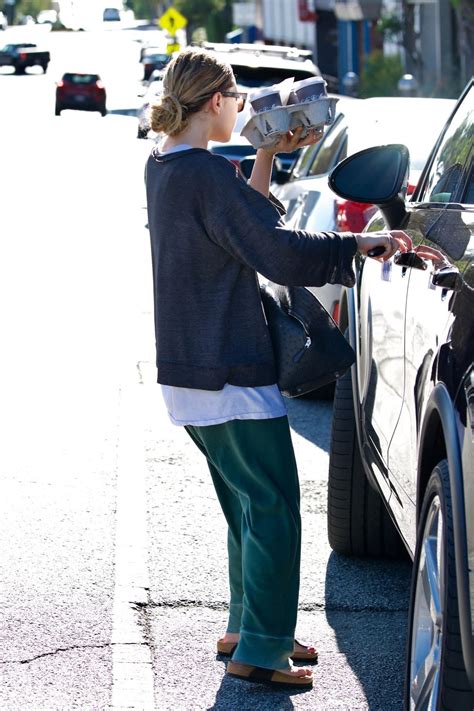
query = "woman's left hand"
xmin=261 ymin=126 xmax=324 ymax=155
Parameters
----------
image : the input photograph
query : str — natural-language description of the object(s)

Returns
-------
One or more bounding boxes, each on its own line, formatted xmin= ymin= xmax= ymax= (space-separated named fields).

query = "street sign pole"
xmin=158 ymin=6 xmax=188 ymax=55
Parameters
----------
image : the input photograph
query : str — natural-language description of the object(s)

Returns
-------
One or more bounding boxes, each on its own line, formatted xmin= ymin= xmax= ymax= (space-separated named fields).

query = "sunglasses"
xmin=220 ymin=90 xmax=247 ymax=113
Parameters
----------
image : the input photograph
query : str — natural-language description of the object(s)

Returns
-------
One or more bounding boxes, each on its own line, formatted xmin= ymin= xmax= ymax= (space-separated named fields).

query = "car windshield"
xmin=64 ymin=74 xmax=99 ymax=84
xmin=230 ymin=65 xmax=316 ymax=88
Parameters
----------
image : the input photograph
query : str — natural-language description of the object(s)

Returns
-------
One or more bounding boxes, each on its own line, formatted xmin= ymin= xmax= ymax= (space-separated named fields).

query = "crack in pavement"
xmin=147 ymin=599 xmax=408 ymax=613
xmin=1 ymin=641 xmax=149 ymax=666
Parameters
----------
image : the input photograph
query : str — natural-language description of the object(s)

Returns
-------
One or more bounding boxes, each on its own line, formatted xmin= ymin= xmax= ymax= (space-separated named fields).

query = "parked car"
xmin=326 ymin=79 xmax=474 ymax=710
xmin=103 ymin=7 xmax=121 ymax=22
xmin=200 ymin=41 xmax=323 ymax=89
xmin=37 ymin=9 xmax=57 ymax=24
xmin=18 ymin=14 xmax=35 ymax=25
xmin=0 ymin=43 xmax=50 ymax=74
xmin=55 ymin=73 xmax=107 ymax=116
xmin=140 ymin=47 xmax=170 ymax=81
xmin=271 ymin=97 xmax=455 ymax=328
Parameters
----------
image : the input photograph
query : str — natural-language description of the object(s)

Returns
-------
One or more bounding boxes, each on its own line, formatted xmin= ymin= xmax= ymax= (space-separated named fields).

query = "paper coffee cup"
xmin=250 ymin=88 xmax=282 ymax=113
xmin=287 ymin=77 xmax=327 ymax=105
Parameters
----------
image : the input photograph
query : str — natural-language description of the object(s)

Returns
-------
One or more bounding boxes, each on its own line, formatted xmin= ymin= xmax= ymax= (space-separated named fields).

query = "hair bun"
xmin=150 ymin=92 xmax=187 ymax=136
xmin=164 ymin=93 xmax=187 ymax=114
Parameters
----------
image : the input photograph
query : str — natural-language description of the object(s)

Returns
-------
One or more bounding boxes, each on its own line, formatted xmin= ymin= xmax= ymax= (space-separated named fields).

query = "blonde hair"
xmin=150 ymin=48 xmax=234 ymax=136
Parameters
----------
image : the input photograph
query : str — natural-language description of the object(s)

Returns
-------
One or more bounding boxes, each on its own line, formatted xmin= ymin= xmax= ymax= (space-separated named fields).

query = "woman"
xmin=146 ymin=48 xmax=410 ymax=690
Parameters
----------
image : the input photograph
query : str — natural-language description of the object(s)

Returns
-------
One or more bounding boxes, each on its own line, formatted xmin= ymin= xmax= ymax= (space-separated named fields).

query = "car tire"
xmin=42 ymin=64 xmax=48 ymax=73
xmin=327 ymin=365 xmax=406 ymax=558
xmin=55 ymin=104 xmax=61 ymax=116
xmin=405 ymin=460 xmax=474 ymax=710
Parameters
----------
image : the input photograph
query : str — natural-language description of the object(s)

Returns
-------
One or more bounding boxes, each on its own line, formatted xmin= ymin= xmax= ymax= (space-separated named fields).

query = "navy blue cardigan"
xmin=146 ymin=147 xmax=357 ymax=390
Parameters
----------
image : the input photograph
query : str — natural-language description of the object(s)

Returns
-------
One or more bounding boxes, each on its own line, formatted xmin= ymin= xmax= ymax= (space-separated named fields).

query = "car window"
xmin=64 ymin=74 xmax=99 ymax=84
xmin=291 ymin=143 xmax=319 ymax=180
xmin=231 ymin=65 xmax=315 ymax=88
xmin=418 ymin=88 xmax=473 ymax=204
xmin=307 ymin=118 xmax=347 ymax=176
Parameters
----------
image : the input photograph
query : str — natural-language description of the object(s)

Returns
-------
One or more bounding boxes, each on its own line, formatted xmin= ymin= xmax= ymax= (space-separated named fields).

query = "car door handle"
xmin=393 ymin=251 xmax=428 ymax=276
xmin=431 ymin=266 xmax=460 ymax=292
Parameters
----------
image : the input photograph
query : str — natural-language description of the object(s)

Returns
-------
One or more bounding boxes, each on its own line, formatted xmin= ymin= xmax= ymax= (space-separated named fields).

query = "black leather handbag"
xmin=260 ymin=282 xmax=355 ymax=398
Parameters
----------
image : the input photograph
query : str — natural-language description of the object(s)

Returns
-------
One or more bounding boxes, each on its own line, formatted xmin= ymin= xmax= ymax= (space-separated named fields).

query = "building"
xmin=235 ymin=0 xmax=469 ymax=97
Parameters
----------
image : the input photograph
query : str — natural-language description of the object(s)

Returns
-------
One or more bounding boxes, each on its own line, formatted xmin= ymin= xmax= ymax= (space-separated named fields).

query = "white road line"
xmin=111 ymin=385 xmax=155 ymax=710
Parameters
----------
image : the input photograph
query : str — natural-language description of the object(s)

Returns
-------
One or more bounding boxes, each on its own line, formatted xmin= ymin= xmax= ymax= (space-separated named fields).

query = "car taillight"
xmin=56 ymin=80 xmax=64 ymax=88
xmin=19 ymin=52 xmax=27 ymax=60
xmin=96 ymin=80 xmax=104 ymax=90
xmin=331 ymin=301 xmax=340 ymax=325
xmin=407 ymin=182 xmax=417 ymax=195
xmin=335 ymin=198 xmax=374 ymax=232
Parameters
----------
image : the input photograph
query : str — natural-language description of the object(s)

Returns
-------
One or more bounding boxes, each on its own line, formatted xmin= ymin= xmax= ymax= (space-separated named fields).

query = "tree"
xmin=359 ymin=51 xmax=404 ymax=98
xmin=125 ymin=1 xmax=158 ymax=20
xmin=174 ymin=0 xmax=233 ymax=42
xmin=14 ymin=0 xmax=51 ymax=21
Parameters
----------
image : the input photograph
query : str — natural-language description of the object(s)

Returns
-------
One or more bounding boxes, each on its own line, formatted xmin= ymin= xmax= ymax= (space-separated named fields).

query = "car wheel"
xmin=55 ymin=104 xmax=61 ymax=116
xmin=405 ymin=460 xmax=474 ymax=711
xmin=327 ymin=365 xmax=406 ymax=558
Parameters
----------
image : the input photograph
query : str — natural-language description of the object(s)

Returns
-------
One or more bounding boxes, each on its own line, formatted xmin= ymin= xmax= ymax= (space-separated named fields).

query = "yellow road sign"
xmin=158 ymin=7 xmax=187 ymax=35
xmin=166 ymin=42 xmax=181 ymax=55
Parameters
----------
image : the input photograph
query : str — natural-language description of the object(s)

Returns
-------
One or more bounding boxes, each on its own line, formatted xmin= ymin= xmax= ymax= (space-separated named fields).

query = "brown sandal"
xmin=227 ymin=661 xmax=313 ymax=689
xmin=217 ymin=638 xmax=318 ymax=663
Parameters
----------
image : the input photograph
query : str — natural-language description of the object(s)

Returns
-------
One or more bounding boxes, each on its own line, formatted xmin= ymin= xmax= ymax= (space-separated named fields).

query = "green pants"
xmin=185 ymin=415 xmax=301 ymax=670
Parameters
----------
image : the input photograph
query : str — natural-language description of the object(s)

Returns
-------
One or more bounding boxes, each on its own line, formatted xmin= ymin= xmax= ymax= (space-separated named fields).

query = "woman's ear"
xmin=210 ymin=92 xmax=221 ymax=114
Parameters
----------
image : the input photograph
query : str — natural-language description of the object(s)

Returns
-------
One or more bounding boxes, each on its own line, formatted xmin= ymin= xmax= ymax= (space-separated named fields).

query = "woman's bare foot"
xmin=277 ymin=664 xmax=313 ymax=678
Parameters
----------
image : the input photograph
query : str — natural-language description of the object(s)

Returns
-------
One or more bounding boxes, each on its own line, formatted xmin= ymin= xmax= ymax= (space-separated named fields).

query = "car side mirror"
xmin=328 ymin=144 xmax=410 ymax=229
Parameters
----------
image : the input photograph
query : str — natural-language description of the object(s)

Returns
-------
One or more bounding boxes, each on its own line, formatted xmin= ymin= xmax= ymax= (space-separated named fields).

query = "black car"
xmin=140 ymin=48 xmax=170 ymax=81
xmin=326 ymin=79 xmax=474 ymax=710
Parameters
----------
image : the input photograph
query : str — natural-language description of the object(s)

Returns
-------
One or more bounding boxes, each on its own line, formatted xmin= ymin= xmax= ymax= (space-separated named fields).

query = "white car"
xmin=37 ymin=9 xmax=57 ymax=24
xmin=272 ymin=96 xmax=456 ymax=332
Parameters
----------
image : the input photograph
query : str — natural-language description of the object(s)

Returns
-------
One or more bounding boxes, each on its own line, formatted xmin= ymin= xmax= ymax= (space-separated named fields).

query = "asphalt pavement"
xmin=0 ymin=24 xmax=412 ymax=710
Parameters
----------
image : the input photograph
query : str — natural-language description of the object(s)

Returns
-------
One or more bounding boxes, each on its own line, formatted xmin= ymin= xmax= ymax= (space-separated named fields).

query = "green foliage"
xmin=125 ymin=0 xmax=157 ymax=20
xmin=359 ymin=51 xmax=404 ymax=98
xmin=376 ymin=14 xmax=402 ymax=43
xmin=174 ymin=0 xmax=226 ymax=27
xmin=15 ymin=0 xmax=51 ymax=19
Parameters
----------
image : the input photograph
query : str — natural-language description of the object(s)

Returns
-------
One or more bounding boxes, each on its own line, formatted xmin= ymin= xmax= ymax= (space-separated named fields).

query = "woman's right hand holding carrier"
xmin=355 ymin=231 xmax=413 ymax=261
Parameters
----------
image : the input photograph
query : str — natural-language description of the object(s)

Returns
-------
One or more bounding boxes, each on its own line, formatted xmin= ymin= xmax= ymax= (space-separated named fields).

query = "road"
xmin=0 ymin=25 xmax=412 ymax=710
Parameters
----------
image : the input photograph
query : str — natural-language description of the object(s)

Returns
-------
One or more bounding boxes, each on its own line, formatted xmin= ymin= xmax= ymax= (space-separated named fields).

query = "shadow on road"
xmin=285 ymin=395 xmax=333 ymax=454
xmin=324 ymin=551 xmax=412 ymax=710
xmin=207 ymin=666 xmax=303 ymax=710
